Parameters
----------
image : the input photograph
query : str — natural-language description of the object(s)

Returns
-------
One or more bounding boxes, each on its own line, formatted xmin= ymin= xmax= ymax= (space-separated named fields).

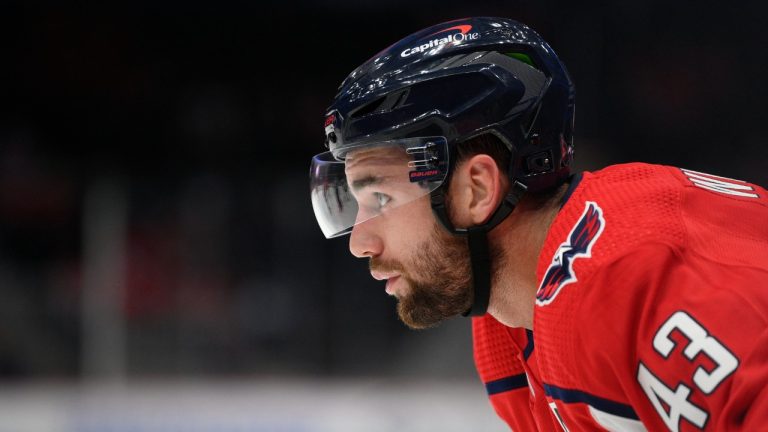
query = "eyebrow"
xmin=350 ymin=175 xmax=384 ymax=192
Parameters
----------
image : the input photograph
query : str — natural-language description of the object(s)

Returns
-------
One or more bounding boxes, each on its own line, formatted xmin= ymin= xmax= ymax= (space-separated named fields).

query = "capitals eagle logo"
xmin=536 ymin=201 xmax=605 ymax=306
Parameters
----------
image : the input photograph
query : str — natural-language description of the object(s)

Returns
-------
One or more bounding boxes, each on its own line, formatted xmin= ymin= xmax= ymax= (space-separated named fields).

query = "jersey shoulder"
xmin=472 ymin=316 xmax=556 ymax=431
xmin=472 ymin=315 xmax=527 ymax=384
xmin=536 ymin=162 xmax=768 ymax=306
xmin=536 ymin=163 xmax=685 ymax=306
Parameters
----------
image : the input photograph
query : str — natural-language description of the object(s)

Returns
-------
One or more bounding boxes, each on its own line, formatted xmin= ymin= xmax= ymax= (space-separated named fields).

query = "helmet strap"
xmin=430 ymin=180 xmax=528 ymax=317
xmin=463 ymin=226 xmax=491 ymax=316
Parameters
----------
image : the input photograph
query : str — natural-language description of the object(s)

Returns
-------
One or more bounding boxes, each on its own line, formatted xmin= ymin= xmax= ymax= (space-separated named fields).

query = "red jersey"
xmin=473 ymin=163 xmax=768 ymax=431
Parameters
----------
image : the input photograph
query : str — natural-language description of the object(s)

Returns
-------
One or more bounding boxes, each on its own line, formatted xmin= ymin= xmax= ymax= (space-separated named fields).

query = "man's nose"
xmin=349 ymin=217 xmax=383 ymax=258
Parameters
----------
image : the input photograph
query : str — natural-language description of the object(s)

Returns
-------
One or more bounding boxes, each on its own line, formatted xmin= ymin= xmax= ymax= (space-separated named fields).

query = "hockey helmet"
xmin=310 ymin=17 xmax=575 ymax=239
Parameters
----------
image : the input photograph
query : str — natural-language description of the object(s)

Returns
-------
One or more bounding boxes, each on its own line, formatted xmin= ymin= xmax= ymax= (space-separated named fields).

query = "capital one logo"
xmin=400 ymin=24 xmax=480 ymax=57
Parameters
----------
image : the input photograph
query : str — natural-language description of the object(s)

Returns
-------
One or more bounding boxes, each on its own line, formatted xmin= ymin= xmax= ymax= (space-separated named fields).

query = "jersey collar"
xmin=559 ymin=172 xmax=584 ymax=209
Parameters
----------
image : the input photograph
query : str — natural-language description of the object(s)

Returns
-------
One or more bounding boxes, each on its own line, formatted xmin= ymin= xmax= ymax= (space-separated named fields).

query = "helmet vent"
xmin=506 ymin=52 xmax=537 ymax=69
xmin=349 ymin=89 xmax=410 ymax=119
xmin=377 ymin=88 xmax=410 ymax=112
xmin=349 ymin=96 xmax=385 ymax=118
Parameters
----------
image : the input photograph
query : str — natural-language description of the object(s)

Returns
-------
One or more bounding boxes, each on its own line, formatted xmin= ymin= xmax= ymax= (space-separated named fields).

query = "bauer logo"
xmin=409 ymin=168 xmax=441 ymax=182
xmin=536 ymin=201 xmax=605 ymax=306
xmin=400 ymin=24 xmax=480 ymax=57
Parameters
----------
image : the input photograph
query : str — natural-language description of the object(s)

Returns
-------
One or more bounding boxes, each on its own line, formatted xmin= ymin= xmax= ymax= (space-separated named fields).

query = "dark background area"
xmin=0 ymin=1 xmax=766 ymax=380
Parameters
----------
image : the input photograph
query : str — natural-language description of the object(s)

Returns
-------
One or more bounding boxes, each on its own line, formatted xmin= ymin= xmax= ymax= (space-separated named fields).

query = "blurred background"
xmin=0 ymin=1 xmax=766 ymax=431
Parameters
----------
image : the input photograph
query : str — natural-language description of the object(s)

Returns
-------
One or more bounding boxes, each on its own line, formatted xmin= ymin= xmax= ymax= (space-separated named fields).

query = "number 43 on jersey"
xmin=637 ymin=311 xmax=739 ymax=432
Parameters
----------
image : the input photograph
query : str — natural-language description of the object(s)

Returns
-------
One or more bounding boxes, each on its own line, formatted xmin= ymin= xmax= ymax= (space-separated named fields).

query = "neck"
xmin=487 ymin=183 xmax=568 ymax=329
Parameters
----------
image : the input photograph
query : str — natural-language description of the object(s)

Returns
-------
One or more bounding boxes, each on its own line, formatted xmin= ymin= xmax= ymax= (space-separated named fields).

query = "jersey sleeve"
xmin=719 ymin=326 xmax=768 ymax=429
xmin=472 ymin=315 xmax=538 ymax=431
xmin=576 ymin=242 xmax=768 ymax=431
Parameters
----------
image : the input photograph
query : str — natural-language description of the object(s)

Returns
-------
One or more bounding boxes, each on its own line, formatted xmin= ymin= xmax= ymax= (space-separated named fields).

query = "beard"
xmin=370 ymin=223 xmax=475 ymax=329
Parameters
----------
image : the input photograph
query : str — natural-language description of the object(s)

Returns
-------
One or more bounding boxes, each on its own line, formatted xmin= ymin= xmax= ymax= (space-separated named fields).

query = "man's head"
xmin=341 ymin=136 xmax=509 ymax=328
xmin=310 ymin=17 xmax=575 ymax=324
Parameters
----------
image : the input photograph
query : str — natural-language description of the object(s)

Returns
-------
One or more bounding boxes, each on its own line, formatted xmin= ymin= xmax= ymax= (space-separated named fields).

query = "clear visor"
xmin=310 ymin=136 xmax=449 ymax=238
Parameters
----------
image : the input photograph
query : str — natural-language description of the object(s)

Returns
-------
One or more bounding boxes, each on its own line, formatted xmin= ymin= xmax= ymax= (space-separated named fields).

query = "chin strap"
xmin=430 ymin=180 xmax=528 ymax=317
xmin=463 ymin=226 xmax=492 ymax=316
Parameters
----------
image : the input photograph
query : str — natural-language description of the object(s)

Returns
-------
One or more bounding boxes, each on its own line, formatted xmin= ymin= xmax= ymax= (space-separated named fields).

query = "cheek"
xmin=404 ymin=222 xmax=449 ymax=271
xmin=384 ymin=198 xmax=436 ymax=247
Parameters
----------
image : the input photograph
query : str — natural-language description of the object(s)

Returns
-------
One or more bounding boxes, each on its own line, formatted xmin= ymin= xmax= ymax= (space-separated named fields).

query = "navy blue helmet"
xmin=323 ymin=17 xmax=575 ymax=194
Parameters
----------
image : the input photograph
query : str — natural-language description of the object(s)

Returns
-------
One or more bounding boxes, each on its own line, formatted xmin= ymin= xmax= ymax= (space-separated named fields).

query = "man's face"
xmin=345 ymin=146 xmax=473 ymax=329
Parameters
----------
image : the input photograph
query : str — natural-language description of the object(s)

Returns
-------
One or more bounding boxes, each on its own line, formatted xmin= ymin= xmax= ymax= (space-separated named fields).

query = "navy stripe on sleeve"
xmin=485 ymin=373 xmax=528 ymax=395
xmin=543 ymin=383 xmax=639 ymax=420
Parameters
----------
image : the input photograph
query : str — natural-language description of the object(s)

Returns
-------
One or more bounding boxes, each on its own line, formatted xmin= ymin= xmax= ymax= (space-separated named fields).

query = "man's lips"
xmin=370 ymin=270 xmax=402 ymax=295
xmin=370 ymin=270 xmax=400 ymax=281
xmin=385 ymin=276 xmax=401 ymax=295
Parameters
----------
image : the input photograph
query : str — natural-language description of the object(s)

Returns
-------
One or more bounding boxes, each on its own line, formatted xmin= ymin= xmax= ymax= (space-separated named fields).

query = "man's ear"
xmin=450 ymin=154 xmax=505 ymax=226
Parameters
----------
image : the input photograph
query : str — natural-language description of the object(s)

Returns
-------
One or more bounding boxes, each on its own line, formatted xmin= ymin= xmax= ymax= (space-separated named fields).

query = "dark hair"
xmin=453 ymin=134 xmax=511 ymax=174
xmin=453 ymin=133 xmax=563 ymax=210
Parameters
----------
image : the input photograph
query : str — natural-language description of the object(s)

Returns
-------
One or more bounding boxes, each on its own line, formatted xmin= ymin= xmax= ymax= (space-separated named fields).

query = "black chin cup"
xmin=429 ymin=181 xmax=528 ymax=317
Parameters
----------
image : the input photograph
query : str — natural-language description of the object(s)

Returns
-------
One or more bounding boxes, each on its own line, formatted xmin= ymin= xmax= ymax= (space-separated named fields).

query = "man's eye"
xmin=374 ymin=192 xmax=392 ymax=208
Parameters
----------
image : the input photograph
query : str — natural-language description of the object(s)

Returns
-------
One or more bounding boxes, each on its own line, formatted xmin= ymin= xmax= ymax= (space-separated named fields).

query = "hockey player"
xmin=309 ymin=17 xmax=768 ymax=431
